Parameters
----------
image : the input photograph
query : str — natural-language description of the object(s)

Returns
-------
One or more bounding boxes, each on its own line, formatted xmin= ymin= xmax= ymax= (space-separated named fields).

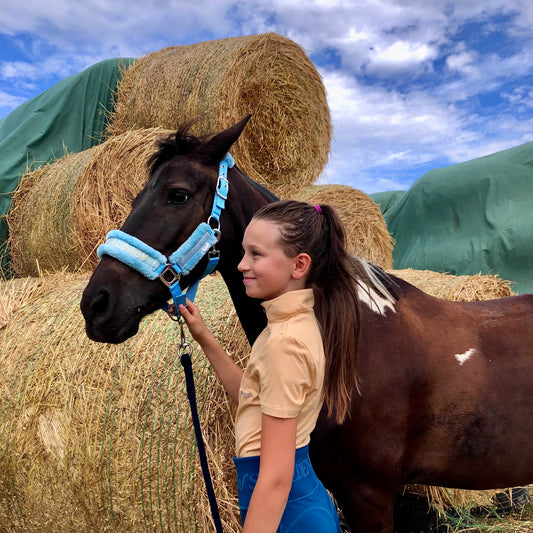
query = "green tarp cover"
xmin=0 ymin=58 xmax=133 ymax=270
xmin=369 ymin=190 xmax=406 ymax=219
xmin=384 ymin=141 xmax=533 ymax=294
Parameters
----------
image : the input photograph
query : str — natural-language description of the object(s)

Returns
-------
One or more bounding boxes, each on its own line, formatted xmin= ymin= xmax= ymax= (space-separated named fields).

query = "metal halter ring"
xmin=158 ymin=265 xmax=181 ymax=287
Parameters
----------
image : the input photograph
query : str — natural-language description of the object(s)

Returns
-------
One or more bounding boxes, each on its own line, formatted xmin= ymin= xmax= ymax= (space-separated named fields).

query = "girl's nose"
xmin=237 ymin=256 xmax=248 ymax=272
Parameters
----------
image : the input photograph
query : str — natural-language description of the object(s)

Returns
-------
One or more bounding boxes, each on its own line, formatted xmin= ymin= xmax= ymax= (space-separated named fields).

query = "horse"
xmin=81 ymin=116 xmax=533 ymax=533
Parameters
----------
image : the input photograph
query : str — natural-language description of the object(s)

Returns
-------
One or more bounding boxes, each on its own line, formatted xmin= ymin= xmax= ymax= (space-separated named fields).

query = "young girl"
xmin=179 ymin=200 xmax=366 ymax=533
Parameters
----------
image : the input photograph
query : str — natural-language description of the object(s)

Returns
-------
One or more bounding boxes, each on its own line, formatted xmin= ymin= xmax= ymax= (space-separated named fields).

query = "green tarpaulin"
xmin=0 ymin=57 xmax=134 ymax=271
xmin=369 ymin=190 xmax=406 ymax=219
xmin=381 ymin=142 xmax=533 ymax=294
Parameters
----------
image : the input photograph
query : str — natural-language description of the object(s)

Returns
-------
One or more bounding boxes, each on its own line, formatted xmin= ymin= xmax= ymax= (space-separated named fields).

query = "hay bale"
xmin=8 ymin=150 xmax=96 ymax=277
xmin=291 ymin=184 xmax=394 ymax=270
xmin=401 ymin=484 xmax=530 ymax=518
xmin=107 ymin=33 xmax=331 ymax=198
xmin=0 ymin=273 xmax=247 ymax=532
xmin=73 ymin=128 xmax=173 ymax=270
xmin=390 ymin=268 xmax=515 ymax=300
xmin=8 ymin=128 xmax=171 ymax=277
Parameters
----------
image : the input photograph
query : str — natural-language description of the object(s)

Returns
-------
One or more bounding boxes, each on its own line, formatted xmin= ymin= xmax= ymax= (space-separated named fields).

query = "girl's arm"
xmin=178 ymin=300 xmax=243 ymax=403
xmin=242 ymin=413 xmax=297 ymax=533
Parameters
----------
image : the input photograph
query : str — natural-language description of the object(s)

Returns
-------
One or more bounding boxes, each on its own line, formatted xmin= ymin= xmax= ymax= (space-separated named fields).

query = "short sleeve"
xmin=257 ymin=335 xmax=315 ymax=419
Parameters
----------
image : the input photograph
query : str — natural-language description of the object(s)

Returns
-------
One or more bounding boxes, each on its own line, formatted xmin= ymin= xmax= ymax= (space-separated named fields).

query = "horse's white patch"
xmin=357 ymin=284 xmax=396 ymax=315
xmin=455 ymin=348 xmax=477 ymax=365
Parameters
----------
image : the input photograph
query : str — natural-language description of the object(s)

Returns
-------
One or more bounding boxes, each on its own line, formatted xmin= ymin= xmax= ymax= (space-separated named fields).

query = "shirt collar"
xmin=261 ymin=288 xmax=315 ymax=322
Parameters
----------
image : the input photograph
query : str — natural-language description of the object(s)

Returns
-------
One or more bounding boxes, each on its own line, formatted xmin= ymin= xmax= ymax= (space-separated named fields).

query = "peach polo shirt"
xmin=234 ymin=288 xmax=325 ymax=458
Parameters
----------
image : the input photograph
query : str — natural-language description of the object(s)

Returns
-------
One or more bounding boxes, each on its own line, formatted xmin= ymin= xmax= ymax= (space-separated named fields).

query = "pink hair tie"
xmin=314 ymin=204 xmax=322 ymax=214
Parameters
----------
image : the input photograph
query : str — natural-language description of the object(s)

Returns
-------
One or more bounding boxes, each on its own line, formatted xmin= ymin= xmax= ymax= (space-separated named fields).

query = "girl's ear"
xmin=292 ymin=253 xmax=312 ymax=280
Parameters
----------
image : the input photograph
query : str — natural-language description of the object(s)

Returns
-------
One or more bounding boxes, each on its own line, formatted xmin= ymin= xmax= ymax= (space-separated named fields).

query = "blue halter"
xmin=97 ymin=153 xmax=234 ymax=316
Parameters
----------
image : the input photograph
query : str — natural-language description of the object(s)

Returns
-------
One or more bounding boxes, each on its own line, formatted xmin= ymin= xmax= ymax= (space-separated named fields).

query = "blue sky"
xmin=1 ymin=0 xmax=532 ymax=194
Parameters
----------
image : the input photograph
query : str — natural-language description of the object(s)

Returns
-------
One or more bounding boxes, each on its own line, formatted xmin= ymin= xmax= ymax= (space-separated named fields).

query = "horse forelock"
xmin=147 ymin=122 xmax=213 ymax=178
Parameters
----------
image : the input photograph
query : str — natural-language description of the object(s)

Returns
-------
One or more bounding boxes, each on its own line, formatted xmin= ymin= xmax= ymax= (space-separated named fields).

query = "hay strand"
xmin=107 ymin=33 xmax=331 ymax=198
xmin=0 ymin=276 xmax=59 ymax=329
xmin=291 ymin=184 xmax=394 ymax=269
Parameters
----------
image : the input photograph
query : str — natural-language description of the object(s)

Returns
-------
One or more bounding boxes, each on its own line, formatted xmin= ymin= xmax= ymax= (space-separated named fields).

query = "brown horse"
xmin=81 ymin=117 xmax=533 ymax=532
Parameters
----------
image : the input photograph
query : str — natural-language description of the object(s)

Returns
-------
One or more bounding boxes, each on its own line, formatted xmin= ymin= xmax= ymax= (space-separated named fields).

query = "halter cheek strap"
xmin=97 ymin=153 xmax=234 ymax=314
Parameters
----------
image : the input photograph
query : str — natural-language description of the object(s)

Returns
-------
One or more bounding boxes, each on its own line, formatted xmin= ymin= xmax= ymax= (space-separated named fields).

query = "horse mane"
xmin=355 ymin=257 xmax=399 ymax=304
xmin=147 ymin=120 xmax=213 ymax=176
xmin=234 ymin=166 xmax=279 ymax=203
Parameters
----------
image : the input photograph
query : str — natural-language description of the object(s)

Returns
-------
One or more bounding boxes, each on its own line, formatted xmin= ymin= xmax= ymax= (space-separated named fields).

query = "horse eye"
xmin=167 ymin=189 xmax=190 ymax=205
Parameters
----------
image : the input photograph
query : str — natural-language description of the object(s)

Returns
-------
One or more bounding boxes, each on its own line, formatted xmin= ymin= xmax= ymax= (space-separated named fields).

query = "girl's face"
xmin=238 ymin=219 xmax=309 ymax=300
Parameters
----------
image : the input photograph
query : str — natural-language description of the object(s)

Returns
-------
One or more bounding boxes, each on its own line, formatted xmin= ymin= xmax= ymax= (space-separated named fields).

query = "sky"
xmin=1 ymin=0 xmax=532 ymax=194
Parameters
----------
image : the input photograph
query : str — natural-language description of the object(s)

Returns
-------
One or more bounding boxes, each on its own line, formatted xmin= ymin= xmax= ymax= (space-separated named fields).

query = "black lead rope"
xmin=178 ymin=320 xmax=224 ymax=533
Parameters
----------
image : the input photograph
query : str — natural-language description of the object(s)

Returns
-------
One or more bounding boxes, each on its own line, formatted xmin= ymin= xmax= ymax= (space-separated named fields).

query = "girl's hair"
xmin=252 ymin=199 xmax=374 ymax=424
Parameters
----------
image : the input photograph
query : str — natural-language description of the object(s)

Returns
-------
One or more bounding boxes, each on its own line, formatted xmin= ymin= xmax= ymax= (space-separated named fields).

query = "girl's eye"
xmin=167 ymin=189 xmax=190 ymax=205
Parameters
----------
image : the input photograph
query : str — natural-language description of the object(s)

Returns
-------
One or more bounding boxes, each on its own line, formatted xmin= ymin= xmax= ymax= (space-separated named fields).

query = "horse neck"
xmin=218 ymin=166 xmax=277 ymax=345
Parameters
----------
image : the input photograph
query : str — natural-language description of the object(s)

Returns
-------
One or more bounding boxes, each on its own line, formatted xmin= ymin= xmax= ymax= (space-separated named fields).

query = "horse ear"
xmin=204 ymin=114 xmax=252 ymax=165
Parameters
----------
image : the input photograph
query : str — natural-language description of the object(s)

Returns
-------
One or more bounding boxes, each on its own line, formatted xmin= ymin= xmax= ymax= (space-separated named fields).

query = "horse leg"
xmin=334 ymin=482 xmax=395 ymax=533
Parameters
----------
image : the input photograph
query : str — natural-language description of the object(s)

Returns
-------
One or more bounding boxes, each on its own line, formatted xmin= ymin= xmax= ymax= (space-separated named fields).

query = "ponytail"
xmin=252 ymin=200 xmax=370 ymax=424
xmin=312 ymin=204 xmax=363 ymax=423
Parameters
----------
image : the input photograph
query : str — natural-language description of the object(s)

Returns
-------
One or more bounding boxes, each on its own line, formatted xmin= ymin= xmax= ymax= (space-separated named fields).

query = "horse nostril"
xmin=90 ymin=289 xmax=110 ymax=317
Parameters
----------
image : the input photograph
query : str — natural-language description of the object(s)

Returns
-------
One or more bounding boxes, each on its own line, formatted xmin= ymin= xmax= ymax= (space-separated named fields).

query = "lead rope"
xmin=178 ymin=317 xmax=224 ymax=533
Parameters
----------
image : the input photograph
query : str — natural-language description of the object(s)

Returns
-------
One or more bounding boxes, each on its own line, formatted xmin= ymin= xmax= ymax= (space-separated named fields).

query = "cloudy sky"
xmin=1 ymin=0 xmax=532 ymax=193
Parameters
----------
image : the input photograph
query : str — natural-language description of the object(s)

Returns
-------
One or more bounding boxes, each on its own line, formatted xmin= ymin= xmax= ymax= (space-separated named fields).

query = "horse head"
xmin=81 ymin=115 xmax=252 ymax=344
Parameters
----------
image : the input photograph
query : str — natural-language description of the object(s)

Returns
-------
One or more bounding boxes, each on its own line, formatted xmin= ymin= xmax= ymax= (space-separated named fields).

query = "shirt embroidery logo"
xmin=239 ymin=390 xmax=253 ymax=399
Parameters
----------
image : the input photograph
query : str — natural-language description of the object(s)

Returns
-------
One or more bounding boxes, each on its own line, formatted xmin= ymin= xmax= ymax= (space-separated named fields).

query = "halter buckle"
xmin=159 ymin=264 xmax=181 ymax=287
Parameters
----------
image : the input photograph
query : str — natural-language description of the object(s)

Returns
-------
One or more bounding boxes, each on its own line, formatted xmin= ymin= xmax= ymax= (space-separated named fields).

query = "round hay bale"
xmin=73 ymin=128 xmax=173 ymax=270
xmin=291 ymin=184 xmax=394 ymax=270
xmin=0 ymin=273 xmax=247 ymax=532
xmin=8 ymin=149 xmax=96 ymax=277
xmin=389 ymin=268 xmax=515 ymax=300
xmin=107 ymin=33 xmax=331 ymax=198
xmin=8 ymin=128 xmax=171 ymax=277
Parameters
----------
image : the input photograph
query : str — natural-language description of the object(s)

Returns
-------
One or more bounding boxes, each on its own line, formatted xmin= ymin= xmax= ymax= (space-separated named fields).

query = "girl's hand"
xmin=178 ymin=299 xmax=211 ymax=345
xmin=178 ymin=298 xmax=244 ymax=403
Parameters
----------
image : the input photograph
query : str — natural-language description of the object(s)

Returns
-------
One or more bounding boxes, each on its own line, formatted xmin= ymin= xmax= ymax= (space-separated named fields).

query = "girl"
xmin=179 ymin=199 xmax=367 ymax=533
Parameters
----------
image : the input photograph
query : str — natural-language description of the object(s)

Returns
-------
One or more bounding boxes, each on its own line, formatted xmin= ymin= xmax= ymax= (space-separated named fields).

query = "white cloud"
xmin=445 ymin=50 xmax=480 ymax=78
xmin=0 ymin=90 xmax=26 ymax=113
xmin=502 ymin=86 xmax=533 ymax=108
xmin=0 ymin=61 xmax=39 ymax=80
xmin=366 ymin=41 xmax=438 ymax=75
xmin=324 ymin=69 xmax=464 ymax=147
xmin=317 ymin=69 xmax=469 ymax=190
